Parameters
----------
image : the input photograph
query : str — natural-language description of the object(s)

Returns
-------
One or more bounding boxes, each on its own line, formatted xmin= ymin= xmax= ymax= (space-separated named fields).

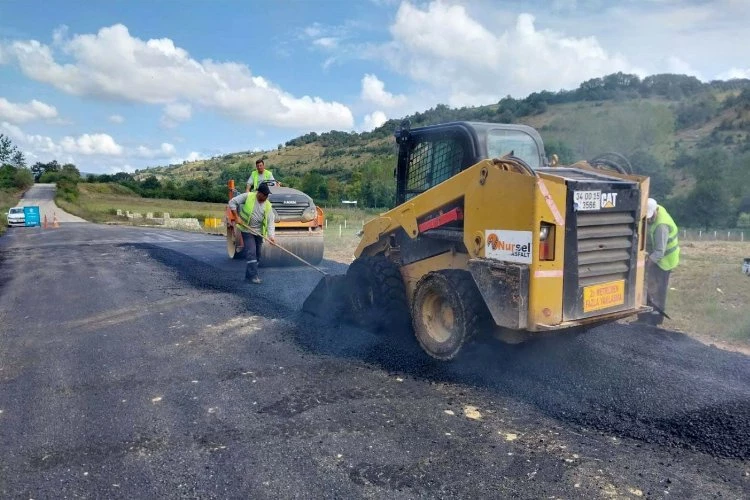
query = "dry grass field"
xmin=661 ymin=241 xmax=750 ymax=346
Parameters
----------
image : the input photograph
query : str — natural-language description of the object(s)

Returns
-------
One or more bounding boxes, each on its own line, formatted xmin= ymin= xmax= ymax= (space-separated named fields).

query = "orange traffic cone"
xmin=53 ymin=212 xmax=59 ymax=228
xmin=43 ymin=214 xmax=48 ymax=229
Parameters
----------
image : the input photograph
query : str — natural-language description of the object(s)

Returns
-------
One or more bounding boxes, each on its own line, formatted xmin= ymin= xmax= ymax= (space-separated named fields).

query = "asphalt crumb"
xmin=131 ymin=242 xmax=750 ymax=460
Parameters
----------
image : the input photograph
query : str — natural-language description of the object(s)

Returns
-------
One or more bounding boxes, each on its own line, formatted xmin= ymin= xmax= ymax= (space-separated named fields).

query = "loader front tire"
xmin=346 ymin=255 xmax=410 ymax=333
xmin=412 ymin=270 xmax=491 ymax=361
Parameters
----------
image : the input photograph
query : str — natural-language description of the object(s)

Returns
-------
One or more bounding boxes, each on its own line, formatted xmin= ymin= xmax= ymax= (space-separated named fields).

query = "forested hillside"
xmin=115 ymin=73 xmax=750 ymax=228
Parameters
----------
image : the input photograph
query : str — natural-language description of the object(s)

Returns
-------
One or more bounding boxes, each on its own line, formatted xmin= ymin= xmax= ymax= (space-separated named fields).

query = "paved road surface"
xmin=0 ymin=190 xmax=748 ymax=497
xmin=16 ymin=183 xmax=87 ymax=223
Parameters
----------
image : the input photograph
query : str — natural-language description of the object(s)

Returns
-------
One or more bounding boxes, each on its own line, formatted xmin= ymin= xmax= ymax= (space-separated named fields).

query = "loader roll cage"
xmin=394 ymin=121 xmax=547 ymax=204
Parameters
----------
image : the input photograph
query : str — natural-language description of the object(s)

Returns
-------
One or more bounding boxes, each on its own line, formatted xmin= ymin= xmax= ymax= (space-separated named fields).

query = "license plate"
xmin=573 ymin=190 xmax=601 ymax=211
xmin=583 ymin=280 xmax=625 ymax=313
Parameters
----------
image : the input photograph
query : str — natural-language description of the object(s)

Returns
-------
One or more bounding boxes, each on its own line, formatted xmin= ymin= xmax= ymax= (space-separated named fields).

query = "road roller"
xmin=225 ymin=179 xmax=325 ymax=266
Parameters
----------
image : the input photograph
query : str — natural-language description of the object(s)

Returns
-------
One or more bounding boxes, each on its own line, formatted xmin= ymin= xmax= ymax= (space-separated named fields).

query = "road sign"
xmin=23 ymin=206 xmax=41 ymax=227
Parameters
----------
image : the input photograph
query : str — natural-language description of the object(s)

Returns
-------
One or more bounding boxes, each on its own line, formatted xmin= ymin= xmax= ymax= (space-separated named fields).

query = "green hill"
xmin=123 ymin=72 xmax=750 ymax=228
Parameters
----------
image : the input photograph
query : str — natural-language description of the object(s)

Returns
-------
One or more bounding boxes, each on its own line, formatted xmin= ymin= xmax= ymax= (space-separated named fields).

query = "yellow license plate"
xmin=583 ymin=280 xmax=625 ymax=313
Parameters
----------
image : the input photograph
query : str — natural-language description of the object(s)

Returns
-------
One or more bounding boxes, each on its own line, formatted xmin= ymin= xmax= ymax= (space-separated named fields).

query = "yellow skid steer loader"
xmin=305 ymin=121 xmax=651 ymax=360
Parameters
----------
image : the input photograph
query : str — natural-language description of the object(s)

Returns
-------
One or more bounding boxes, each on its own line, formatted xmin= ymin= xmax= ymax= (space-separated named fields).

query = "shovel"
xmin=241 ymin=228 xmax=347 ymax=316
xmin=645 ymin=294 xmax=672 ymax=320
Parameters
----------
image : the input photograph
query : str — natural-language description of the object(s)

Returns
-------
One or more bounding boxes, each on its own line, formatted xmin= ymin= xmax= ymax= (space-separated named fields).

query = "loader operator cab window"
xmin=486 ymin=129 xmax=542 ymax=169
xmin=404 ymin=137 xmax=466 ymax=201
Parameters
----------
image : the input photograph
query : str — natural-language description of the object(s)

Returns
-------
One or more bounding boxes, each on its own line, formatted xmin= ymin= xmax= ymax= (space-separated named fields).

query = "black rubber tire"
xmin=345 ymin=255 xmax=410 ymax=333
xmin=412 ymin=270 xmax=492 ymax=361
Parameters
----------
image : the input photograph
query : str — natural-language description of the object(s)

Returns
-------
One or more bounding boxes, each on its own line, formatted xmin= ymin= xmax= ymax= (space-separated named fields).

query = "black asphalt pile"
xmin=135 ymin=243 xmax=750 ymax=460
xmin=301 ymin=274 xmax=349 ymax=319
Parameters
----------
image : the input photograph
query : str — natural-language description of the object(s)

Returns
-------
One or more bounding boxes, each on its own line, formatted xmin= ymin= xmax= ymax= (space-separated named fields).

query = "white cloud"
xmin=60 ymin=133 xmax=123 ymax=156
xmin=313 ymin=37 xmax=339 ymax=49
xmin=361 ymin=74 xmax=407 ymax=108
xmin=361 ymin=111 xmax=388 ymax=131
xmin=137 ymin=142 xmax=177 ymax=158
xmin=108 ymin=114 xmax=125 ymax=124
xmin=665 ymin=56 xmax=703 ymax=79
xmin=169 ymin=151 xmax=204 ymax=164
xmin=1 ymin=121 xmax=123 ymax=160
xmin=184 ymin=151 xmax=203 ymax=162
xmin=378 ymin=2 xmax=640 ymax=105
xmin=0 ymin=97 xmax=58 ymax=124
xmin=161 ymin=102 xmax=192 ymax=128
xmin=0 ymin=24 xmax=354 ymax=130
xmin=716 ymin=67 xmax=750 ymax=80
xmin=304 ymin=24 xmax=324 ymax=38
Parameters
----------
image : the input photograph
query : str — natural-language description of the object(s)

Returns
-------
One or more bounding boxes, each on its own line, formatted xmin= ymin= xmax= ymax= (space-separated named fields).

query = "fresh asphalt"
xmin=0 ymin=186 xmax=748 ymax=498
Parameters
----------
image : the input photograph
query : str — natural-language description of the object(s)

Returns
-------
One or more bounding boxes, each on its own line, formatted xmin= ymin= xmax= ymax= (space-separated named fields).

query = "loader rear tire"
xmin=412 ymin=270 xmax=491 ymax=361
xmin=346 ymin=255 xmax=410 ymax=333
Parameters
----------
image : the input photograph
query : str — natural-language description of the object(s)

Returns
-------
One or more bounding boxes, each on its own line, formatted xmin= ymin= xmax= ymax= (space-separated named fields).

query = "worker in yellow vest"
xmin=246 ymin=159 xmax=281 ymax=192
xmin=228 ymin=182 xmax=276 ymax=284
xmin=637 ymin=197 xmax=680 ymax=326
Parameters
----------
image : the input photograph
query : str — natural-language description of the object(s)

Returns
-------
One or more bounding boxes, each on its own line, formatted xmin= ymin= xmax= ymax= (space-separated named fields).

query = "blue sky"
xmin=1 ymin=0 xmax=748 ymax=173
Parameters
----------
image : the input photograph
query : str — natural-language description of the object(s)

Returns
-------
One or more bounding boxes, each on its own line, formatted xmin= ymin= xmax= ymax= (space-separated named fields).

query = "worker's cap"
xmin=257 ymin=182 xmax=271 ymax=196
xmin=647 ymin=198 xmax=658 ymax=218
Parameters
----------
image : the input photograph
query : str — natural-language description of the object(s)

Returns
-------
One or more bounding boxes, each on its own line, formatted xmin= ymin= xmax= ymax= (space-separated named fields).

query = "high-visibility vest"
xmin=249 ymin=170 xmax=273 ymax=190
xmin=239 ymin=195 xmax=272 ymax=236
xmin=649 ymin=205 xmax=680 ymax=271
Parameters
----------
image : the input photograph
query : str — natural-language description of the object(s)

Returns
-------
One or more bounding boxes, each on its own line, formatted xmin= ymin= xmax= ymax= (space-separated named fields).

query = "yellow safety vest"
xmin=649 ymin=205 xmax=680 ymax=271
xmin=239 ymin=195 xmax=272 ymax=236
xmin=249 ymin=170 xmax=273 ymax=190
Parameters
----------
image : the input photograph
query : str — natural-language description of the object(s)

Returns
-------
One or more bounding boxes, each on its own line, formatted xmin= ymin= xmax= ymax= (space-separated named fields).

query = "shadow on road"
xmin=134 ymin=243 xmax=750 ymax=460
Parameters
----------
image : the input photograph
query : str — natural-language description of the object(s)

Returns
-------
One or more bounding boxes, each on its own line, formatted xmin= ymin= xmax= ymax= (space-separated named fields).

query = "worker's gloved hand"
xmin=269 ymin=236 xmax=276 ymax=244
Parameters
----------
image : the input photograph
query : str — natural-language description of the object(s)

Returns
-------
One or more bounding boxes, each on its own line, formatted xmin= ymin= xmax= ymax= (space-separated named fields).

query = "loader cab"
xmin=395 ymin=121 xmax=546 ymax=204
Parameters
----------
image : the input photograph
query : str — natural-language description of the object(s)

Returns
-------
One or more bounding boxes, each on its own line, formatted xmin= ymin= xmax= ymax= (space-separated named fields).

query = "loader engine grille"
xmin=560 ymin=179 xmax=641 ymax=321
xmin=576 ymin=211 xmax=636 ymax=287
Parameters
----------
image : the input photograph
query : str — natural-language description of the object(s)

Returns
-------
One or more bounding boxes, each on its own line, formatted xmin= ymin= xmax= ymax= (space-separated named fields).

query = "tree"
xmin=61 ymin=163 xmax=81 ymax=179
xmin=628 ymin=150 xmax=674 ymax=199
xmin=301 ymin=172 xmax=328 ymax=201
xmin=543 ymin=139 xmax=575 ymax=164
xmin=11 ymin=150 xmax=26 ymax=169
xmin=0 ymin=134 xmax=15 ymax=165
xmin=682 ymin=179 xmax=734 ymax=229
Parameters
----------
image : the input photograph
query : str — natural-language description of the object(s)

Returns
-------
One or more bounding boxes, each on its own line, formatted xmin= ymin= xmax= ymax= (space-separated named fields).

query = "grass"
xmin=0 ymin=188 xmax=24 ymax=236
xmin=60 ymin=183 xmax=227 ymax=223
xmin=664 ymin=241 xmax=750 ymax=344
xmin=62 ymin=184 xmax=383 ymax=259
xmin=321 ymin=206 xmax=383 ymax=263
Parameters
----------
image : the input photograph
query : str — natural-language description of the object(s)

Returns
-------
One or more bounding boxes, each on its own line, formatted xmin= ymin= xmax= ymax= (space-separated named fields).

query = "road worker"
xmin=637 ymin=197 xmax=680 ymax=326
xmin=246 ymin=159 xmax=281 ymax=192
xmin=228 ymin=182 xmax=276 ymax=284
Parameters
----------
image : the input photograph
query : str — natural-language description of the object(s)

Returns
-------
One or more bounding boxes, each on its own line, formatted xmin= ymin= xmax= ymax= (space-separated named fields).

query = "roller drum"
xmin=260 ymin=231 xmax=324 ymax=267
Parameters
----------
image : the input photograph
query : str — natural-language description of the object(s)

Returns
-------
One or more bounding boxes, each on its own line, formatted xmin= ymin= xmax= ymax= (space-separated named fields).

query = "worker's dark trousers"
xmin=241 ymin=232 xmax=263 ymax=279
xmin=639 ymin=260 xmax=671 ymax=326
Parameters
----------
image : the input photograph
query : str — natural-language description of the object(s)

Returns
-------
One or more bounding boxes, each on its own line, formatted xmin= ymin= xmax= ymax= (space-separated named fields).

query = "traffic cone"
xmin=53 ymin=212 xmax=59 ymax=228
xmin=43 ymin=214 xmax=48 ymax=229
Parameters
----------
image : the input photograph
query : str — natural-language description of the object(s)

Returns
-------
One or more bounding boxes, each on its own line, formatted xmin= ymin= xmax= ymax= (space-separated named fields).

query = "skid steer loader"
xmin=225 ymin=179 xmax=325 ymax=266
xmin=331 ymin=121 xmax=652 ymax=360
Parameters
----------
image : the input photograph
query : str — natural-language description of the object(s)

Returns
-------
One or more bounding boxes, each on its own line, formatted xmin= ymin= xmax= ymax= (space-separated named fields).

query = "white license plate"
xmin=574 ymin=190 xmax=601 ymax=211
